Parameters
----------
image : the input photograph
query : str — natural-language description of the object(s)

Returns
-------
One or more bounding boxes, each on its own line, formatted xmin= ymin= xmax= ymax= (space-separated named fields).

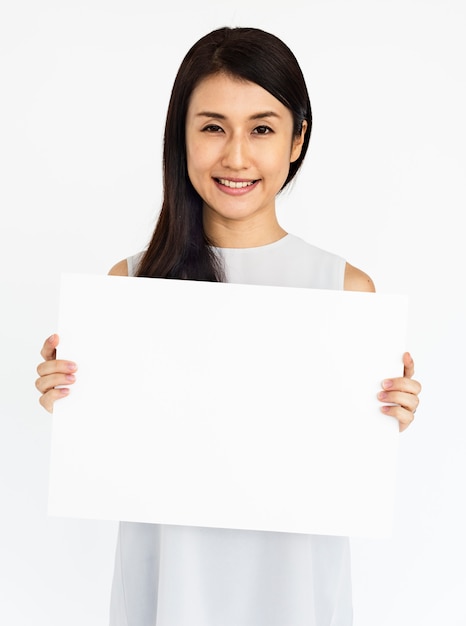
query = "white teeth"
xmin=218 ymin=178 xmax=255 ymax=188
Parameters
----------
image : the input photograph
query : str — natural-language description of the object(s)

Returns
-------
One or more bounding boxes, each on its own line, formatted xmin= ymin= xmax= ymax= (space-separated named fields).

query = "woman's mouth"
xmin=216 ymin=178 xmax=257 ymax=189
xmin=214 ymin=178 xmax=260 ymax=194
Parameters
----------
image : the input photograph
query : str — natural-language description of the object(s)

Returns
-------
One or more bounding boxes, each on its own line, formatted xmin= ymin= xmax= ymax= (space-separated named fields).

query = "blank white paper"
xmin=48 ymin=274 xmax=408 ymax=538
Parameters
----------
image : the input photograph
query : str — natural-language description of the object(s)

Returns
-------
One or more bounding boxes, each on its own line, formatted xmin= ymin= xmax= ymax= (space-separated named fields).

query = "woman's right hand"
xmin=35 ymin=334 xmax=77 ymax=413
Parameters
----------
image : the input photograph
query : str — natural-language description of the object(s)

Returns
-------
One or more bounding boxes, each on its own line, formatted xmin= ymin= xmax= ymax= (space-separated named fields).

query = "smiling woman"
xmin=136 ymin=26 xmax=312 ymax=281
xmin=185 ymin=73 xmax=307 ymax=247
xmin=35 ymin=25 xmax=421 ymax=626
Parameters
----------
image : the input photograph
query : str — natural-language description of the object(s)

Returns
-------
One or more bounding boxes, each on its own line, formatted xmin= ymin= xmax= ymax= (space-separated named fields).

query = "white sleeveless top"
xmin=110 ymin=234 xmax=352 ymax=626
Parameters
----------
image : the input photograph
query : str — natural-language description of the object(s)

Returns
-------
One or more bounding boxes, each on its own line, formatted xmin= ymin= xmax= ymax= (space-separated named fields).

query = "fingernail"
xmin=383 ymin=379 xmax=393 ymax=389
xmin=59 ymin=388 xmax=70 ymax=395
xmin=67 ymin=362 xmax=77 ymax=372
xmin=48 ymin=334 xmax=56 ymax=343
xmin=65 ymin=374 xmax=75 ymax=382
xmin=378 ymin=391 xmax=388 ymax=400
xmin=381 ymin=405 xmax=390 ymax=413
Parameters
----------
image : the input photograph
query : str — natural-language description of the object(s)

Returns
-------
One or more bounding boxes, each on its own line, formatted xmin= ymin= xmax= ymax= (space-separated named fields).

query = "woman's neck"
xmin=204 ymin=212 xmax=287 ymax=249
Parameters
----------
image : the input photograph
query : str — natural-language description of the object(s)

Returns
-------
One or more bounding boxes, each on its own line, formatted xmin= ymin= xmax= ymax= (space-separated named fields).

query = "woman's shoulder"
xmin=287 ymin=234 xmax=374 ymax=292
xmin=108 ymin=251 xmax=146 ymax=277
xmin=108 ymin=259 xmax=129 ymax=276
xmin=343 ymin=263 xmax=376 ymax=292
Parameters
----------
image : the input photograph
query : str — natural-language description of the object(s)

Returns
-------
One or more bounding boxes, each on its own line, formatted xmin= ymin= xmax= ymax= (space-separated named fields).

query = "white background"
xmin=0 ymin=1 xmax=464 ymax=624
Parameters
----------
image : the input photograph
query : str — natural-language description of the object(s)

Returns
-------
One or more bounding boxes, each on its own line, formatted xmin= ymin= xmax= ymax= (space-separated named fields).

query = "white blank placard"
xmin=48 ymin=274 xmax=407 ymax=538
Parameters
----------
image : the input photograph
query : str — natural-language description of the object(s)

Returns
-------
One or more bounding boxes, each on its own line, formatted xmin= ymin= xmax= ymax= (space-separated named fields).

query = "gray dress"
xmin=110 ymin=234 xmax=352 ymax=626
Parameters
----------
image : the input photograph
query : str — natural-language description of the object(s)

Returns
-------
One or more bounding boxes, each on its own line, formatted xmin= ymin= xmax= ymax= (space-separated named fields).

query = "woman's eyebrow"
xmin=195 ymin=111 xmax=281 ymax=120
xmin=249 ymin=111 xmax=281 ymax=121
xmin=196 ymin=111 xmax=226 ymax=119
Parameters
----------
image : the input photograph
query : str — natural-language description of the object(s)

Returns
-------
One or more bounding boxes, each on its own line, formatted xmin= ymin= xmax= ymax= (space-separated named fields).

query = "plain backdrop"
xmin=0 ymin=1 xmax=464 ymax=624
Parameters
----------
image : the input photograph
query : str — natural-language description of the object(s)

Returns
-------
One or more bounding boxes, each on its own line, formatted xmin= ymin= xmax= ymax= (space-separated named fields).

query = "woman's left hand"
xmin=378 ymin=352 xmax=421 ymax=432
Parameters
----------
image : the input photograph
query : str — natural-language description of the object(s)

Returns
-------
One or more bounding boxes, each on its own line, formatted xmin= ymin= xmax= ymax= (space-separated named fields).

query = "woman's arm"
xmin=343 ymin=262 xmax=421 ymax=432
xmin=35 ymin=259 xmax=129 ymax=412
xmin=108 ymin=259 xmax=129 ymax=277
xmin=344 ymin=262 xmax=376 ymax=293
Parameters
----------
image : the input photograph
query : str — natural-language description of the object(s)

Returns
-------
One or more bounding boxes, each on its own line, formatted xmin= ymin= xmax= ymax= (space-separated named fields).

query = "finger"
xmin=381 ymin=404 xmax=415 ymax=432
xmin=36 ymin=359 xmax=77 ymax=378
xmin=39 ymin=387 xmax=70 ymax=414
xmin=381 ymin=376 xmax=422 ymax=396
xmin=35 ymin=372 xmax=76 ymax=395
xmin=40 ymin=334 xmax=60 ymax=361
xmin=403 ymin=351 xmax=415 ymax=379
xmin=378 ymin=390 xmax=420 ymax=415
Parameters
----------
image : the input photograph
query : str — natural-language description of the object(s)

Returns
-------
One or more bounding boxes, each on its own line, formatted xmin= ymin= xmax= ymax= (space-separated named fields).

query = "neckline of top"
xmin=214 ymin=233 xmax=291 ymax=253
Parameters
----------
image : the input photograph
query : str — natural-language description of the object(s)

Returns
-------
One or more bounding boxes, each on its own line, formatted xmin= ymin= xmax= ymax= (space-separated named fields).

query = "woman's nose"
xmin=221 ymin=135 xmax=251 ymax=170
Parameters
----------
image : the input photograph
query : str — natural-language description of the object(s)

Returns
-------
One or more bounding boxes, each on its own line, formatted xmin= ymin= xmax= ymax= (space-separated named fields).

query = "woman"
xmin=36 ymin=27 xmax=421 ymax=626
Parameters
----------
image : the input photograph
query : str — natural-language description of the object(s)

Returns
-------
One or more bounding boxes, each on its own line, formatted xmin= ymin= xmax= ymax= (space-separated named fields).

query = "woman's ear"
xmin=290 ymin=120 xmax=308 ymax=163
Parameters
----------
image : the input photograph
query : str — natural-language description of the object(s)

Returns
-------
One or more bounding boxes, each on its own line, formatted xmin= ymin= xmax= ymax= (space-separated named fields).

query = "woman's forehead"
xmin=187 ymin=73 xmax=291 ymax=120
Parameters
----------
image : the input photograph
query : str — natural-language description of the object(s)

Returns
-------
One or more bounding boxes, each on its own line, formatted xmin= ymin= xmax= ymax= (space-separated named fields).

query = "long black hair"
xmin=137 ymin=27 xmax=312 ymax=281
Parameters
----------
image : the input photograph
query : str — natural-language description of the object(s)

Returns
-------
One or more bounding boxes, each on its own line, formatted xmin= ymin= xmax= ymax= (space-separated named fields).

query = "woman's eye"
xmin=253 ymin=125 xmax=273 ymax=135
xmin=202 ymin=125 xmax=223 ymax=133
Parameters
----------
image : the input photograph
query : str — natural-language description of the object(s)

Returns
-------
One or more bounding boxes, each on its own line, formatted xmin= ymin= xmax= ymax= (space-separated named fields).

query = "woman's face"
xmin=185 ymin=73 xmax=306 ymax=242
